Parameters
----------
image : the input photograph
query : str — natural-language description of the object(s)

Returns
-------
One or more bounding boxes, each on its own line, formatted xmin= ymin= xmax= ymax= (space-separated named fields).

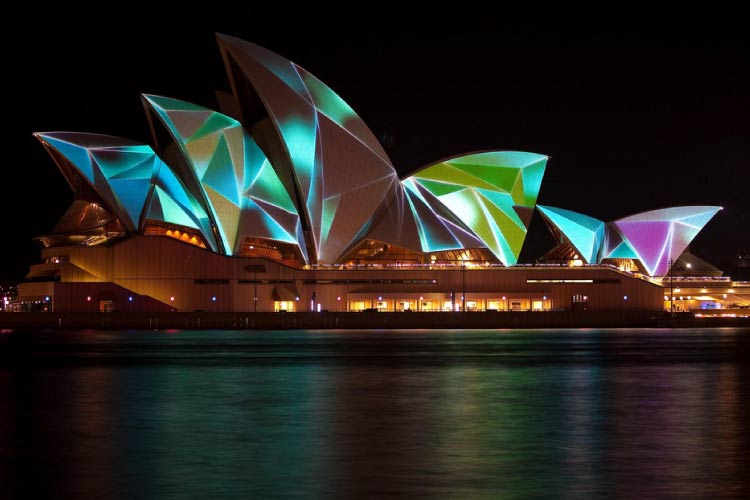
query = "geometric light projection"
xmin=403 ymin=152 xmax=548 ymax=265
xmin=142 ymin=95 xmax=303 ymax=259
xmin=537 ymin=205 xmax=723 ymax=276
xmin=35 ymin=132 xmax=162 ymax=232
xmin=34 ymin=35 xmax=727 ymax=281
xmin=601 ymin=225 xmax=638 ymax=260
xmin=145 ymin=159 xmax=219 ymax=252
xmin=217 ymin=35 xmax=399 ymax=264
xmin=401 ymin=177 xmax=484 ymax=253
xmin=363 ymin=182 xmax=424 ymax=253
xmin=35 ymin=37 xmax=724 ymax=276
xmin=36 ymin=37 xmax=572 ymax=268
xmin=236 ymin=140 xmax=306 ymax=260
xmin=537 ymin=205 xmax=605 ymax=263
xmin=35 ymin=132 xmax=219 ymax=251
xmin=610 ymin=206 xmax=721 ymax=276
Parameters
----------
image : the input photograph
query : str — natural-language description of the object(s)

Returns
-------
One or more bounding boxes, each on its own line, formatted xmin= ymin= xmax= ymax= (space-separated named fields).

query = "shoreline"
xmin=2 ymin=311 xmax=748 ymax=330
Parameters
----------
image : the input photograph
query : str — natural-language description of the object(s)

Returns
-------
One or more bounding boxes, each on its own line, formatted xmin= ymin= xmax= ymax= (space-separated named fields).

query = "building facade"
xmin=20 ymin=236 xmax=663 ymax=313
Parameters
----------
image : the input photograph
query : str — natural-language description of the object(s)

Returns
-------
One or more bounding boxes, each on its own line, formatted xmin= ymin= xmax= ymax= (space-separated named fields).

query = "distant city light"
xmin=624 ymin=295 xmax=628 ymax=300
xmin=128 ymin=296 xmax=133 ymax=302
xmin=212 ymin=296 xmax=216 ymax=302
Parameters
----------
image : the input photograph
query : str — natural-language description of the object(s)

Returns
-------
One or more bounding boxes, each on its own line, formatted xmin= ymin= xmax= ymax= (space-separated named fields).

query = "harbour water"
xmin=1 ymin=328 xmax=748 ymax=499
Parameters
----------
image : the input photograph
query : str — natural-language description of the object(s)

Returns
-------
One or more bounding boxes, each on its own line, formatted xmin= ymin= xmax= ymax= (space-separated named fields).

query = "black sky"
xmin=4 ymin=12 xmax=748 ymax=281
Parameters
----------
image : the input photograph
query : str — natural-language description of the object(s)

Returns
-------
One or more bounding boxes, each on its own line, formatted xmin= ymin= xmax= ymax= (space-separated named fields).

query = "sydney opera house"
xmin=17 ymin=35 xmax=727 ymax=313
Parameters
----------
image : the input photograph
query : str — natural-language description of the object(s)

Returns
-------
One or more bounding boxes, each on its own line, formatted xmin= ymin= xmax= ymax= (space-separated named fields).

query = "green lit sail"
xmin=405 ymin=151 xmax=548 ymax=265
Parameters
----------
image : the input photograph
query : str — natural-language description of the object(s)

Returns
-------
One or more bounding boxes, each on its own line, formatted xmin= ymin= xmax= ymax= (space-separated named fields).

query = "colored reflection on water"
xmin=1 ymin=328 xmax=748 ymax=499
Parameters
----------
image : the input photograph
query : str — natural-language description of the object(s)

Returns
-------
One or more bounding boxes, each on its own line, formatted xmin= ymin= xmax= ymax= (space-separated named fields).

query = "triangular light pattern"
xmin=217 ymin=35 xmax=399 ymax=264
xmin=142 ymin=95 xmax=304 ymax=259
xmin=537 ymin=205 xmax=605 ymax=263
xmin=403 ymin=151 xmax=548 ymax=265
xmin=611 ymin=206 xmax=721 ymax=276
xmin=401 ymin=178 xmax=484 ymax=253
xmin=36 ymin=132 xmax=220 ymax=251
xmin=36 ymin=133 xmax=159 ymax=232
xmin=364 ymin=182 xmax=423 ymax=253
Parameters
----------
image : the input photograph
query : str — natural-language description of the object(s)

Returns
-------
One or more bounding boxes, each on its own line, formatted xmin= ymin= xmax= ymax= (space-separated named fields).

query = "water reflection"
xmin=0 ymin=329 xmax=748 ymax=499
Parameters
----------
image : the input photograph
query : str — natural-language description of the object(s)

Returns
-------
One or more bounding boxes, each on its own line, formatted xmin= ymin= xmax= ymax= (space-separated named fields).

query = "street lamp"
xmin=668 ymin=258 xmax=674 ymax=314
xmin=461 ymin=260 xmax=466 ymax=312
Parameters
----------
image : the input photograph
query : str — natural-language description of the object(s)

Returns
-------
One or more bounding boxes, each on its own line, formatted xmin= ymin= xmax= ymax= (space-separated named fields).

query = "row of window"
xmin=197 ymin=279 xmax=439 ymax=285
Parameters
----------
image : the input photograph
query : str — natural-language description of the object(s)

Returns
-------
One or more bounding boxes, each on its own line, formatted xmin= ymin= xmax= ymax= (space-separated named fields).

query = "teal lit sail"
xmin=35 ymin=133 xmax=157 ymax=232
xmin=142 ymin=95 xmax=304 ymax=260
xmin=34 ymin=38 xmax=722 ymax=275
xmin=145 ymin=161 xmax=218 ymax=252
xmin=537 ymin=205 xmax=605 ymax=263
xmin=217 ymin=35 xmax=399 ymax=264
xmin=539 ymin=205 xmax=722 ymax=276
xmin=35 ymin=132 xmax=219 ymax=251
xmin=36 ymin=37 xmax=687 ymax=272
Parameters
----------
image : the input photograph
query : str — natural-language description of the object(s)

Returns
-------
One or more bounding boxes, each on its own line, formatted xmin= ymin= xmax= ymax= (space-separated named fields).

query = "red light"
xmin=86 ymin=296 xmax=91 ymax=302
xmin=170 ymin=296 xmax=175 ymax=301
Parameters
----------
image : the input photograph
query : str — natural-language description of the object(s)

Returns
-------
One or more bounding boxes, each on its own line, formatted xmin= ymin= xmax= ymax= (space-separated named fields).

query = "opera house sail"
xmin=17 ymin=35 xmax=721 ymax=314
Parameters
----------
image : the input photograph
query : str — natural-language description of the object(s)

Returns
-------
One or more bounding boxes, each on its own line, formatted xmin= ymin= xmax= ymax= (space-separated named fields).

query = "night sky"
xmin=4 ymin=12 xmax=748 ymax=281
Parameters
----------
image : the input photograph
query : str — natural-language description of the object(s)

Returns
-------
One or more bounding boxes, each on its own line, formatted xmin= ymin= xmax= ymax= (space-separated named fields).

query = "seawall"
xmin=3 ymin=311 xmax=746 ymax=330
